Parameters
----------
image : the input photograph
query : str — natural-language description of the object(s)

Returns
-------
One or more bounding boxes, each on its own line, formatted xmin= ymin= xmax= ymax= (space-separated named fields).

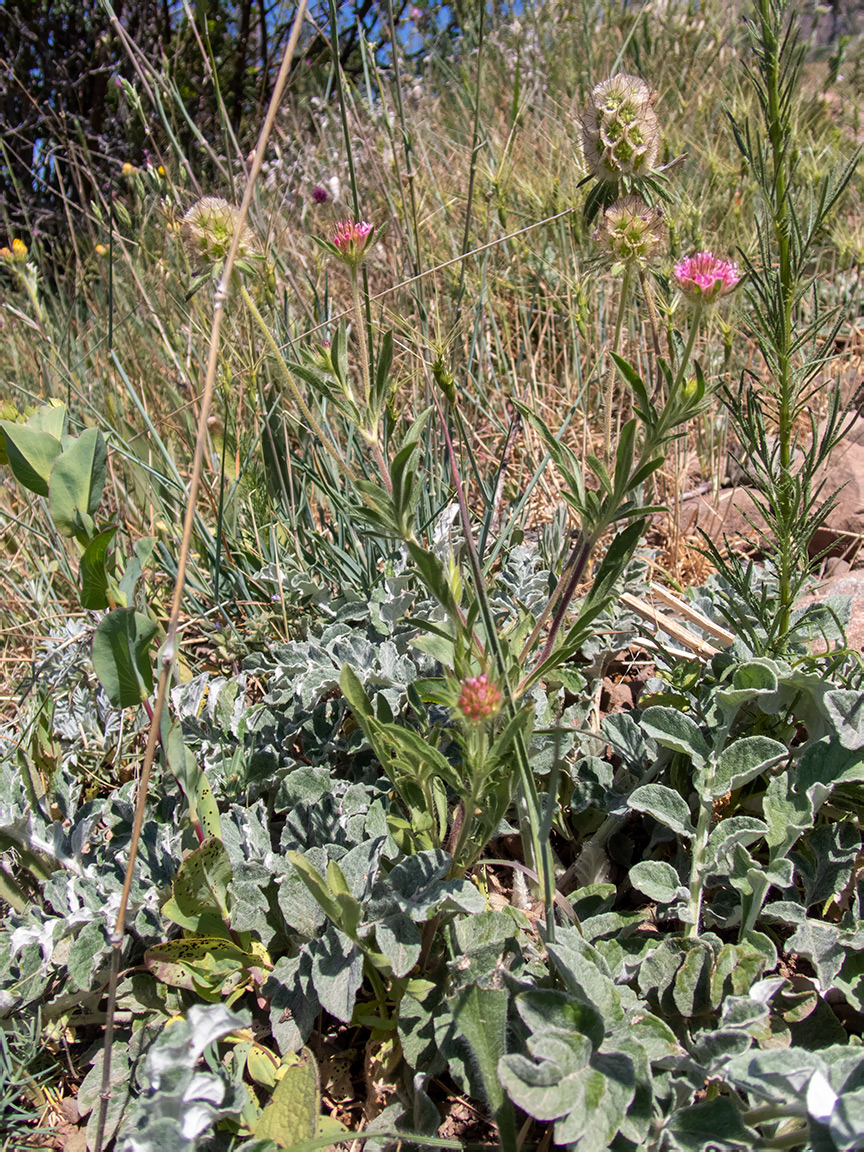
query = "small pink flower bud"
xmin=332 ymin=219 xmax=373 ymax=267
xmin=457 ymin=674 xmax=502 ymax=724
xmin=673 ymin=251 xmax=740 ymax=303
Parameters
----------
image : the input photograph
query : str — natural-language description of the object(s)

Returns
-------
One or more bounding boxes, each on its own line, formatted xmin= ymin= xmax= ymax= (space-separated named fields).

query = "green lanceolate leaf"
xmin=165 ymin=719 xmax=222 ymax=840
xmin=48 ymin=426 xmax=107 ymax=540
xmin=79 ymin=526 xmax=117 ymax=610
xmin=450 ymin=984 xmax=517 ymax=1152
xmin=91 ymin=607 xmax=158 ymax=708
xmin=287 ymin=851 xmax=345 ymax=929
xmin=340 ymin=662 xmax=374 ymax=719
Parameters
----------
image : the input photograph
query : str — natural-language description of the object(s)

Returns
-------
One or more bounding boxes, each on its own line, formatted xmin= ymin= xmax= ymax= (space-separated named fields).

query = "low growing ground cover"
xmin=3 ymin=0 xmax=864 ymax=1148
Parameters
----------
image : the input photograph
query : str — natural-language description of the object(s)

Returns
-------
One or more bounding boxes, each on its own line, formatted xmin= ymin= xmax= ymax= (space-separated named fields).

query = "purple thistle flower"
xmin=312 ymin=186 xmax=329 ymax=204
xmin=673 ymin=251 xmax=740 ymax=303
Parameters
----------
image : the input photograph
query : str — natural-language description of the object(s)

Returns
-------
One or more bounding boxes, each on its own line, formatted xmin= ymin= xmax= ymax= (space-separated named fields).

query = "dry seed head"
xmin=181 ymin=197 xmax=260 ymax=269
xmin=596 ymin=195 xmax=665 ymax=267
xmin=582 ymin=74 xmax=660 ymax=182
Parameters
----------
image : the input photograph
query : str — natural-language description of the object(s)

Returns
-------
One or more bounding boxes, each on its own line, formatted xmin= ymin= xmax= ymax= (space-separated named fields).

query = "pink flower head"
xmin=312 ymin=186 xmax=329 ymax=204
xmin=673 ymin=251 xmax=740 ymax=304
xmin=457 ymin=674 xmax=502 ymax=724
xmin=332 ymin=219 xmax=373 ymax=267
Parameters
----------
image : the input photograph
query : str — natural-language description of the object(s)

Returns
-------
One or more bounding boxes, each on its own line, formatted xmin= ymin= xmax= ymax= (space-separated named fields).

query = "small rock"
xmin=824 ymin=557 xmax=851 ymax=578
xmin=59 ymin=1098 xmax=80 ymax=1124
xmin=601 ymin=677 xmax=633 ymax=713
xmin=690 ymin=435 xmax=864 ymax=558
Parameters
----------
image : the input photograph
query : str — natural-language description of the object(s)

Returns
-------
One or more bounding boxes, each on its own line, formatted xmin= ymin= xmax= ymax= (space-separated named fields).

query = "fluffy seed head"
xmin=673 ymin=251 xmax=740 ymax=303
xmin=596 ymin=195 xmax=665 ymax=267
xmin=582 ymin=74 xmax=660 ymax=182
xmin=332 ymin=219 xmax=374 ymax=267
xmin=457 ymin=674 xmax=502 ymax=724
xmin=181 ymin=197 xmax=260 ymax=269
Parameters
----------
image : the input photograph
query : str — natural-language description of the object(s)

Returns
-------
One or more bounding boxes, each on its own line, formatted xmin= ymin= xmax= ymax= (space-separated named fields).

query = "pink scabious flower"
xmin=332 ymin=219 xmax=373 ymax=267
xmin=673 ymin=251 xmax=740 ymax=303
xmin=457 ymin=674 xmax=502 ymax=724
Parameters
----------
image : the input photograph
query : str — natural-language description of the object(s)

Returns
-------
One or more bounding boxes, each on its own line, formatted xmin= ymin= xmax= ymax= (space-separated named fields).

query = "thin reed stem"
xmin=92 ymin=6 xmax=309 ymax=1146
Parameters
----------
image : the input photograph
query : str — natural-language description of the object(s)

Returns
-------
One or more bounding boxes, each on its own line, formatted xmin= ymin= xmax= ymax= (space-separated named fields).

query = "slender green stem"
xmin=686 ymin=735 xmax=724 ymax=938
xmin=638 ymin=268 xmax=663 ymax=395
xmin=351 ymin=267 xmax=372 ymax=414
xmin=604 ymin=265 xmax=633 ymax=461
xmin=240 ymin=285 xmax=352 ymax=478
xmin=758 ymin=0 xmax=796 ymax=641
xmin=434 ymin=395 xmax=558 ymax=940
xmin=455 ymin=0 xmax=487 ymax=311
xmin=671 ymin=297 xmax=704 ymax=398
xmin=349 ymin=265 xmax=387 ymax=497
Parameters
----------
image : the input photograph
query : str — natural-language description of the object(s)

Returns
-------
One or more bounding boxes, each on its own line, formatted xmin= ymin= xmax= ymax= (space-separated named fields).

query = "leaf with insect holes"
xmin=255 ymin=1048 xmax=319 ymax=1147
xmin=161 ymin=837 xmax=233 ymax=933
xmin=144 ymin=936 xmax=257 ymax=995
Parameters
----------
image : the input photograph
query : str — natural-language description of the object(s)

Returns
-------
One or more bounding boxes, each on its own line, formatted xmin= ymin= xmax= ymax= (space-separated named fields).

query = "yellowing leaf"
xmin=256 ymin=1047 xmax=319 ymax=1147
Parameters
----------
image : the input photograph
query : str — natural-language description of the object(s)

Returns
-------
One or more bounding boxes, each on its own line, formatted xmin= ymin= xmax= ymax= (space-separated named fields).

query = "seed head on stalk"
xmin=596 ymin=195 xmax=665 ymax=270
xmin=181 ymin=197 xmax=262 ymax=277
xmin=582 ymin=74 xmax=660 ymax=182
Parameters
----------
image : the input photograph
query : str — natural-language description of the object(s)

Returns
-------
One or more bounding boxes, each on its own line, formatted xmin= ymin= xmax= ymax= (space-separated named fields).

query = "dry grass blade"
xmin=92 ymin=4 xmax=310 ymax=1147
xmin=620 ymin=591 xmax=722 ymax=660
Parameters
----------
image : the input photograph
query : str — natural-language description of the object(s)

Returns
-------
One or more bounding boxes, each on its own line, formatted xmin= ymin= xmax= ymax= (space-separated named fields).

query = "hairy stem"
xmin=604 ymin=265 xmax=633 ymax=462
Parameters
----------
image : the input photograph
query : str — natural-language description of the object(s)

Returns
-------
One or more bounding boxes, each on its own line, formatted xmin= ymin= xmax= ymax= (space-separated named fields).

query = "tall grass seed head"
xmin=181 ymin=196 xmax=261 ymax=272
xmin=673 ymin=251 xmax=740 ymax=303
xmin=431 ymin=351 xmax=457 ymax=405
xmin=332 ymin=219 xmax=374 ymax=268
xmin=457 ymin=674 xmax=502 ymax=725
xmin=596 ymin=195 xmax=665 ymax=269
xmin=582 ymin=74 xmax=660 ymax=182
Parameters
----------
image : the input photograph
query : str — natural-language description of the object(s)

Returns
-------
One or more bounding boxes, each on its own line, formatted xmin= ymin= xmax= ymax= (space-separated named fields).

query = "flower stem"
xmin=240 ymin=286 xmax=352 ymax=478
xmin=351 ymin=266 xmax=373 ymax=415
xmin=604 ymin=265 xmax=633 ymax=462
